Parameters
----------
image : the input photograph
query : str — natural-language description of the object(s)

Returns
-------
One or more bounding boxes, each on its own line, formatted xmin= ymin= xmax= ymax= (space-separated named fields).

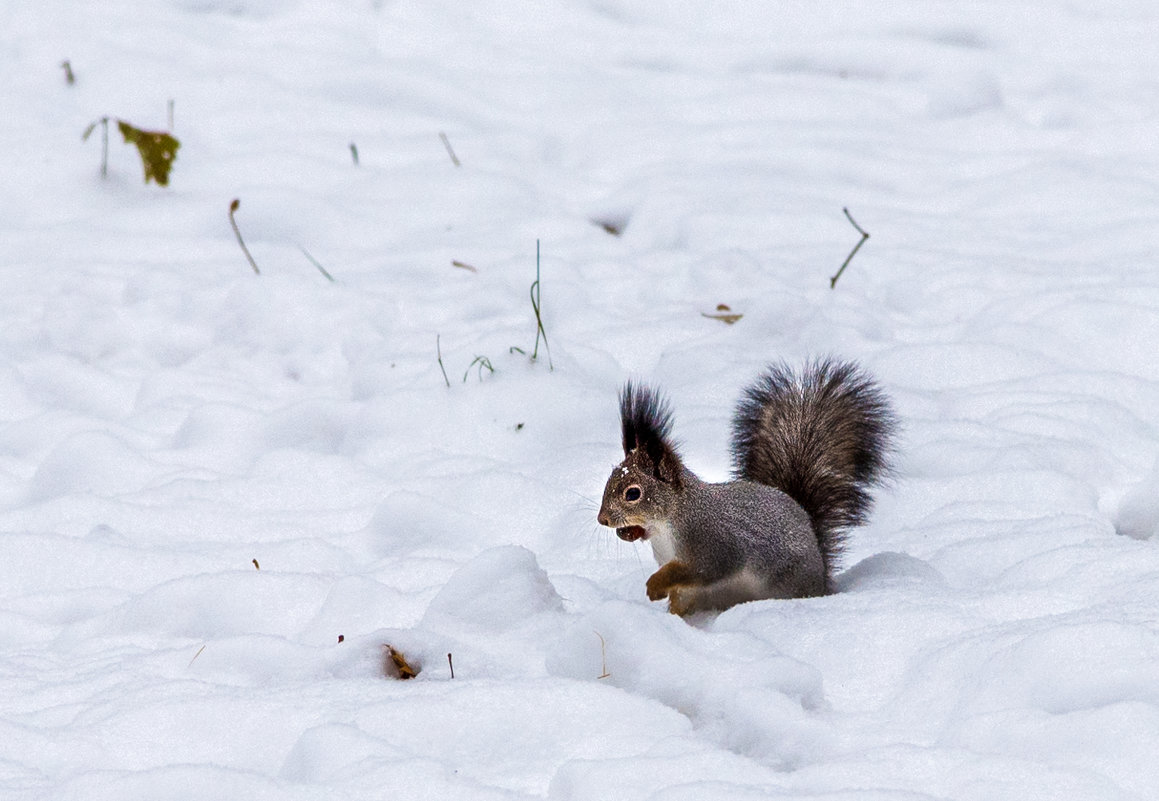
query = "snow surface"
xmin=5 ymin=0 xmax=1159 ymax=798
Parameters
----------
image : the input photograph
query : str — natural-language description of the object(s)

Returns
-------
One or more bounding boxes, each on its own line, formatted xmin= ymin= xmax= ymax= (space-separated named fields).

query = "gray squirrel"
xmin=597 ymin=359 xmax=897 ymax=616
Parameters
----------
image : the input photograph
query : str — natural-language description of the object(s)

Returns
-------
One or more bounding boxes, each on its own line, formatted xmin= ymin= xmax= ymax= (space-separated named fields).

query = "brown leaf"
xmin=591 ymin=216 xmax=627 ymax=236
xmin=383 ymin=644 xmax=418 ymax=680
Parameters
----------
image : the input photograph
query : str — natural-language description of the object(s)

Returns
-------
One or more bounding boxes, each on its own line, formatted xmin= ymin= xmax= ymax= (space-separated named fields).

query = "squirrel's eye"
xmin=624 ymin=486 xmax=642 ymax=502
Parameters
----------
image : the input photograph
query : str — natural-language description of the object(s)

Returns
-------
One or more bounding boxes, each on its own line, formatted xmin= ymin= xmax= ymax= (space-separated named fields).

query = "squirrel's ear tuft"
xmin=620 ymin=381 xmax=672 ymax=454
xmin=619 ymin=381 xmax=683 ymax=484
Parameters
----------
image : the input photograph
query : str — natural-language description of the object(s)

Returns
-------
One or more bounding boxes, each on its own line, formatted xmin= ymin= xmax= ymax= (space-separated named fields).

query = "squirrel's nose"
xmin=597 ymin=511 xmax=609 ymax=527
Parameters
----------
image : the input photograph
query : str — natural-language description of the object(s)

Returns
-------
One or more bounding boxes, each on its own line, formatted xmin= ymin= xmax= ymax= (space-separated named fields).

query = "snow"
xmin=5 ymin=0 xmax=1159 ymax=798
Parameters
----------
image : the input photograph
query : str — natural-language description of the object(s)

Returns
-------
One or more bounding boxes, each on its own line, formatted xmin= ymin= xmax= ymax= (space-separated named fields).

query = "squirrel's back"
xmin=731 ymin=359 xmax=897 ymax=589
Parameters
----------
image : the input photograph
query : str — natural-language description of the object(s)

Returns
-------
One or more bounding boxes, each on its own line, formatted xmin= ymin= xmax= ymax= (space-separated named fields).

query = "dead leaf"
xmin=117 ymin=120 xmax=180 ymax=186
xmin=591 ymin=217 xmax=627 ymax=236
xmin=383 ymin=644 xmax=418 ymax=679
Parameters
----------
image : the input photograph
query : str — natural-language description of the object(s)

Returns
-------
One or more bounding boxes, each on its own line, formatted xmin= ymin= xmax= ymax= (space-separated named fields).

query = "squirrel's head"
xmin=597 ymin=451 xmax=682 ymax=541
xmin=597 ymin=381 xmax=684 ymax=541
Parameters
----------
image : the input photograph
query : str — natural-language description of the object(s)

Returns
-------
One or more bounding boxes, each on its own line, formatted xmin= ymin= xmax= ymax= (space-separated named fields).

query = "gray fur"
xmin=598 ymin=358 xmax=896 ymax=615
xmin=670 ymin=469 xmax=824 ymax=601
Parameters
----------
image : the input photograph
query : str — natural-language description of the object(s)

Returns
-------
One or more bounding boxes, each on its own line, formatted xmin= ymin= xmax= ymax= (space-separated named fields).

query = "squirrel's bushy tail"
xmin=731 ymin=359 xmax=897 ymax=584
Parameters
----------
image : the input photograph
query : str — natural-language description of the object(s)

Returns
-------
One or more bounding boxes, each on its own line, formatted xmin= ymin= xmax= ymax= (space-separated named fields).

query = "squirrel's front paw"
xmin=646 ymin=560 xmax=695 ymax=602
xmin=645 ymin=571 xmax=670 ymax=601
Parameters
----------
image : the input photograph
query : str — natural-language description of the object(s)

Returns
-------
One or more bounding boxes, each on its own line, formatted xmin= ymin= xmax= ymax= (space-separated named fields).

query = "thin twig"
xmin=439 ymin=132 xmax=461 ymax=167
xmin=595 ymin=631 xmax=610 ymax=679
xmin=188 ymin=644 xmax=207 ymax=667
xmin=530 ymin=239 xmax=553 ymax=369
xmin=830 ymin=207 xmax=870 ymax=289
xmin=349 ymin=142 xmax=359 ymax=166
xmin=228 ymin=199 xmax=260 ymax=275
xmin=297 ymin=245 xmax=336 ymax=282
xmin=436 ymin=335 xmax=450 ymax=388
xmin=451 ymin=260 xmax=477 ymax=273
xmin=447 ymin=653 xmax=455 ymax=679
xmin=61 ymin=60 xmax=75 ymax=85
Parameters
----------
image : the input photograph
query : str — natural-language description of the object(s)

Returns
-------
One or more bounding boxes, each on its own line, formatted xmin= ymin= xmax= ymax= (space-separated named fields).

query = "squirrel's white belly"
xmin=646 ymin=520 xmax=678 ymax=565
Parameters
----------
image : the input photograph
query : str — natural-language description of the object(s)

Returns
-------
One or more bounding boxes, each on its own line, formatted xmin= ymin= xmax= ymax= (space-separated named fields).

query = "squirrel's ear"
xmin=620 ymin=381 xmax=683 ymax=486
xmin=652 ymin=443 xmax=683 ymax=486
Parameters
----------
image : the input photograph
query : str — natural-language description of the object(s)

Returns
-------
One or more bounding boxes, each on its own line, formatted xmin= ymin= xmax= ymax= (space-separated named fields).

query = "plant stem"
xmin=530 ymin=239 xmax=553 ymax=369
xmin=463 ymin=356 xmax=494 ymax=383
xmin=297 ymin=245 xmax=335 ymax=282
xmin=436 ymin=335 xmax=450 ymax=388
xmin=228 ymin=199 xmax=260 ymax=275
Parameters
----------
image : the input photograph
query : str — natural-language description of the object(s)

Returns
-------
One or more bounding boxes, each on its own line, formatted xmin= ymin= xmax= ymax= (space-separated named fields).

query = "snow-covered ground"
xmin=5 ymin=0 xmax=1159 ymax=798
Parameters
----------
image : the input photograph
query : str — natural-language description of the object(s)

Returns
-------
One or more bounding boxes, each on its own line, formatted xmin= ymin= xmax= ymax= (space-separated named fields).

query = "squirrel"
xmin=597 ymin=358 xmax=897 ymax=616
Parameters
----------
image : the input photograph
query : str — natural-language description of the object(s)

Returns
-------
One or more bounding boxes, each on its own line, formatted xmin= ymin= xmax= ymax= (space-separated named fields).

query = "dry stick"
xmin=594 ymin=631 xmax=610 ymax=679
xmin=349 ymin=142 xmax=359 ymax=166
xmin=297 ymin=245 xmax=336 ymax=282
xmin=188 ymin=644 xmax=207 ymax=667
xmin=447 ymin=653 xmax=455 ymax=679
xmin=228 ymin=199 xmax=260 ymax=275
xmin=436 ymin=335 xmax=451 ymax=388
xmin=830 ymin=207 xmax=869 ymax=289
xmin=61 ymin=60 xmax=75 ymax=85
xmin=451 ymin=260 xmax=477 ymax=273
xmin=439 ymin=132 xmax=461 ymax=167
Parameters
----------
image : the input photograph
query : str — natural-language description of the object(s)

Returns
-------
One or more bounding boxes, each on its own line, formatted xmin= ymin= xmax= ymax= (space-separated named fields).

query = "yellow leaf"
xmin=117 ymin=120 xmax=180 ymax=186
xmin=383 ymin=644 xmax=419 ymax=680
